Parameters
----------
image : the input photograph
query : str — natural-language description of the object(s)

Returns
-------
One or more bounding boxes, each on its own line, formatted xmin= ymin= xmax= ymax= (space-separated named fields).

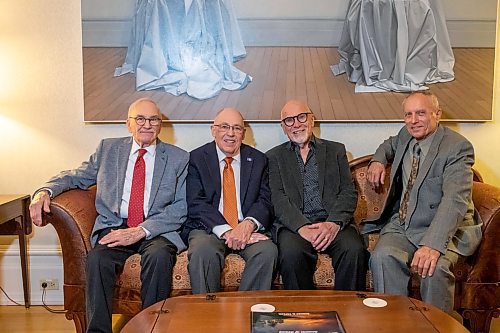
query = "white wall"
xmin=0 ymin=0 xmax=499 ymax=305
xmin=81 ymin=0 xmax=497 ymax=20
xmin=81 ymin=0 xmax=498 ymax=47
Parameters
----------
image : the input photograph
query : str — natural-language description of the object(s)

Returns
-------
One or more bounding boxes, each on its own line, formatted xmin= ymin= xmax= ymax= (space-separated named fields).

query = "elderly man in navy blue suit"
xmin=183 ymin=107 xmax=277 ymax=293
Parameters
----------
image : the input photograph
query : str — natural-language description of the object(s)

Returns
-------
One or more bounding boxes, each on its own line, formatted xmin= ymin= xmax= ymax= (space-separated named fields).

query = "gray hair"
xmin=402 ymin=91 xmax=440 ymax=112
xmin=127 ymin=98 xmax=160 ymax=117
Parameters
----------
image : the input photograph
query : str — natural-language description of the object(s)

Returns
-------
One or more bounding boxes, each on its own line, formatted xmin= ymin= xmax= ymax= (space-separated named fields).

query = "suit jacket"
xmin=266 ymin=137 xmax=357 ymax=235
xmin=365 ymin=126 xmax=482 ymax=256
xmin=41 ymin=137 xmax=189 ymax=252
xmin=183 ymin=142 xmax=273 ymax=237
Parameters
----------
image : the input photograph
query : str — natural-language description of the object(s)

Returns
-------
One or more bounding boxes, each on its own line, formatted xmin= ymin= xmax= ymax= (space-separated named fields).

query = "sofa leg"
xmin=462 ymin=308 xmax=500 ymax=333
xmin=66 ymin=311 xmax=87 ymax=333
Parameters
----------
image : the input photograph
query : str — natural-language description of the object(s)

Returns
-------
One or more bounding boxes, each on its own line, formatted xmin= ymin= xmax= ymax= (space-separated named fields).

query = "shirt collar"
xmin=412 ymin=129 xmax=436 ymax=157
xmin=215 ymin=144 xmax=241 ymax=163
xmin=286 ymin=135 xmax=318 ymax=151
xmin=131 ymin=139 xmax=156 ymax=157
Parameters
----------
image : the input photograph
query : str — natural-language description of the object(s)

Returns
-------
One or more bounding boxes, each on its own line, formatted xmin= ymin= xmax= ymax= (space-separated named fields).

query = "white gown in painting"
xmin=115 ymin=0 xmax=251 ymax=100
xmin=331 ymin=0 xmax=455 ymax=93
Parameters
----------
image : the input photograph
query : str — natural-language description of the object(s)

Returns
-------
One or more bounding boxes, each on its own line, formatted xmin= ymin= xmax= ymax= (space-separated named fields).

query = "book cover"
xmin=251 ymin=311 xmax=346 ymax=333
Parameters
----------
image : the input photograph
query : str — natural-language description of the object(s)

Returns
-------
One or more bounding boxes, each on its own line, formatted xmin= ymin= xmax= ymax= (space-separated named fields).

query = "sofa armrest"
xmin=461 ymin=181 xmax=500 ymax=309
xmin=349 ymin=155 xmax=392 ymax=226
xmin=43 ymin=187 xmax=97 ymax=287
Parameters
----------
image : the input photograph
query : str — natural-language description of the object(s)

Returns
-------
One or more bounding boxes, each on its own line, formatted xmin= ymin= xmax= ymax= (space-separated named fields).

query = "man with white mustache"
xmin=267 ymin=100 xmax=367 ymax=291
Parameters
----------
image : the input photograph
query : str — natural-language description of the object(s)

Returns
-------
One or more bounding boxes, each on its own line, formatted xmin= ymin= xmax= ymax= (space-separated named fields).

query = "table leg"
xmin=18 ymin=217 xmax=30 ymax=308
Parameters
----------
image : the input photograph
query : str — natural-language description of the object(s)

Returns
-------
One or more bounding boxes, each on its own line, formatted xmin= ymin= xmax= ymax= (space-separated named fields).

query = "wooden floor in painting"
xmin=83 ymin=47 xmax=494 ymax=123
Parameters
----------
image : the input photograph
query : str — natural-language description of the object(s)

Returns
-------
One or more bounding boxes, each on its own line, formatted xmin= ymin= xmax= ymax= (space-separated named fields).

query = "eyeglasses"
xmin=281 ymin=112 xmax=312 ymax=127
xmin=213 ymin=123 xmax=245 ymax=134
xmin=129 ymin=116 xmax=162 ymax=126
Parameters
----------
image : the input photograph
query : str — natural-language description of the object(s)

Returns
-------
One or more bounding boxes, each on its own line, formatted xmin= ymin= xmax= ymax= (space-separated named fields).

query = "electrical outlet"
xmin=40 ymin=279 xmax=59 ymax=290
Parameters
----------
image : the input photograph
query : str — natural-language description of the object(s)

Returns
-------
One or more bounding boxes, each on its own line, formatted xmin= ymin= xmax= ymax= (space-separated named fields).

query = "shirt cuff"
xmin=34 ymin=188 xmax=53 ymax=199
xmin=244 ymin=217 xmax=262 ymax=231
xmin=140 ymin=226 xmax=152 ymax=240
xmin=213 ymin=224 xmax=232 ymax=238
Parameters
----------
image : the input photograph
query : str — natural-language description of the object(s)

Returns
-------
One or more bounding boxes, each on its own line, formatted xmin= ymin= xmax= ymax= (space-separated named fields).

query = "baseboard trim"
xmin=82 ymin=18 xmax=496 ymax=48
xmin=0 ymin=247 xmax=64 ymax=305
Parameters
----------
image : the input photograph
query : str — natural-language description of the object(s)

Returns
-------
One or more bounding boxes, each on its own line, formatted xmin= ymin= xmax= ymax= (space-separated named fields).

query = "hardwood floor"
xmin=0 ymin=306 xmax=129 ymax=333
xmin=83 ymin=47 xmax=494 ymax=123
xmin=0 ymin=305 xmax=498 ymax=332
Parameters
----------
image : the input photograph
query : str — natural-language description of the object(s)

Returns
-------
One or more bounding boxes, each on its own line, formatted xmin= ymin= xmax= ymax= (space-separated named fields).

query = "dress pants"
xmin=187 ymin=229 xmax=278 ymax=293
xmin=369 ymin=223 xmax=460 ymax=313
xmin=278 ymin=225 xmax=367 ymax=291
xmin=86 ymin=228 xmax=177 ymax=333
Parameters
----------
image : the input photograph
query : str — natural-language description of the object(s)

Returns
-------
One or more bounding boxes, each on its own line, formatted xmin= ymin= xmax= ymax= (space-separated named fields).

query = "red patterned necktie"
xmin=128 ymin=148 xmax=147 ymax=228
xmin=399 ymin=143 xmax=421 ymax=223
xmin=223 ymin=157 xmax=239 ymax=228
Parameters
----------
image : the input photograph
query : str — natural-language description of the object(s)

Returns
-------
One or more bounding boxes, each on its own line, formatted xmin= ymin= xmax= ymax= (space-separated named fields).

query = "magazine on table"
xmin=251 ymin=310 xmax=346 ymax=333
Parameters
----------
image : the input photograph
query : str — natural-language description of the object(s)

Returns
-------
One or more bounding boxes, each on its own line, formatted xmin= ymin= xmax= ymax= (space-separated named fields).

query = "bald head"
xmin=280 ymin=100 xmax=312 ymax=120
xmin=211 ymin=107 xmax=246 ymax=157
xmin=214 ymin=107 xmax=244 ymax=126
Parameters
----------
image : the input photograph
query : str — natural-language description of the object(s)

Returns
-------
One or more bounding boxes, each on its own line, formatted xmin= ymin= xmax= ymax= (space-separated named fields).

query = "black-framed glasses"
xmin=281 ymin=112 xmax=312 ymax=127
xmin=129 ymin=116 xmax=162 ymax=126
xmin=213 ymin=123 xmax=245 ymax=134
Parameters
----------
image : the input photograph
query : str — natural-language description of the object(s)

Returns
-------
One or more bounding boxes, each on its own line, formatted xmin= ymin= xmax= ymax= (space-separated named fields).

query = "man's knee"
xmin=86 ymin=246 xmax=113 ymax=271
xmin=246 ymin=240 xmax=278 ymax=266
xmin=278 ymin=233 xmax=307 ymax=260
xmin=278 ymin=243 xmax=306 ymax=263
xmin=369 ymin=242 xmax=400 ymax=265
xmin=424 ymin=259 xmax=454 ymax=286
xmin=257 ymin=240 xmax=278 ymax=258
xmin=143 ymin=245 xmax=176 ymax=268
xmin=332 ymin=229 xmax=366 ymax=260
xmin=188 ymin=235 xmax=223 ymax=263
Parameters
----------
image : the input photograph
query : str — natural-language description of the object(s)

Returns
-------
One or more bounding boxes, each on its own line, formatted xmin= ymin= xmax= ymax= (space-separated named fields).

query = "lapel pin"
xmin=247 ymin=157 xmax=252 ymax=162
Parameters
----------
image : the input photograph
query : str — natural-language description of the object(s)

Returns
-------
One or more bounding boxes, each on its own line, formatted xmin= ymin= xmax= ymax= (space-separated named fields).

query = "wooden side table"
xmin=0 ymin=195 xmax=32 ymax=308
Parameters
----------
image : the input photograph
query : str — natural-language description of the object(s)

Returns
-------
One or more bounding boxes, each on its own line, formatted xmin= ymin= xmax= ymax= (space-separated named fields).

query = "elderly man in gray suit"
xmin=366 ymin=91 xmax=482 ymax=314
xmin=29 ymin=98 xmax=189 ymax=333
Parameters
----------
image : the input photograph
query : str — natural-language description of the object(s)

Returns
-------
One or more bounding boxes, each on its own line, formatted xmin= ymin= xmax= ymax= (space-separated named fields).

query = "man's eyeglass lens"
xmin=214 ymin=124 xmax=244 ymax=133
xmin=282 ymin=113 xmax=310 ymax=126
xmin=130 ymin=116 xmax=161 ymax=126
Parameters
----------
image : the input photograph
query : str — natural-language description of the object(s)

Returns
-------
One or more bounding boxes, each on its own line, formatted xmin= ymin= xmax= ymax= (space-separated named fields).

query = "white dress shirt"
xmin=120 ymin=140 xmax=156 ymax=237
xmin=212 ymin=146 xmax=261 ymax=238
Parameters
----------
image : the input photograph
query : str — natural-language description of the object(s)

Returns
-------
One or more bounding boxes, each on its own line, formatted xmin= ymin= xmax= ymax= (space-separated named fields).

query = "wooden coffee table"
xmin=121 ymin=290 xmax=469 ymax=332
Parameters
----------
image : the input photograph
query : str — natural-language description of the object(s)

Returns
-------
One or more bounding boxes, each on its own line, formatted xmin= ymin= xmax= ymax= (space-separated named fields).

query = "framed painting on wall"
xmin=82 ymin=0 xmax=496 ymax=122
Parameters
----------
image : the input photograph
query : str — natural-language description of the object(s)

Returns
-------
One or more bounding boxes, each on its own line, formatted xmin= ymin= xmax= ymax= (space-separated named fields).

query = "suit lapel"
xmin=391 ymin=133 xmax=412 ymax=181
xmin=315 ymin=138 xmax=327 ymax=196
xmin=240 ymin=145 xmax=252 ymax=204
xmin=117 ymin=137 xmax=133 ymax=209
xmin=205 ymin=142 xmax=222 ymax=200
xmin=414 ymin=126 xmax=444 ymax=188
xmin=283 ymin=145 xmax=304 ymax=202
xmin=149 ymin=140 xmax=168 ymax=210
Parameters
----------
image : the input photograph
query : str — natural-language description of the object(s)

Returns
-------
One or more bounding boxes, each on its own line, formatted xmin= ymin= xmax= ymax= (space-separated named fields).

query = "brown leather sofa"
xmin=42 ymin=155 xmax=500 ymax=333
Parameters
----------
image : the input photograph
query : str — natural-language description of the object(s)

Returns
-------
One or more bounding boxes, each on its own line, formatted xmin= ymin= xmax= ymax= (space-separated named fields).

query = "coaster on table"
xmin=250 ymin=303 xmax=276 ymax=312
xmin=362 ymin=297 xmax=388 ymax=308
